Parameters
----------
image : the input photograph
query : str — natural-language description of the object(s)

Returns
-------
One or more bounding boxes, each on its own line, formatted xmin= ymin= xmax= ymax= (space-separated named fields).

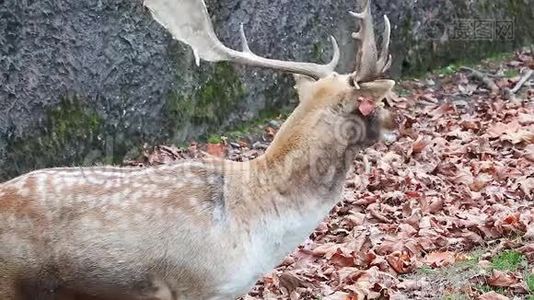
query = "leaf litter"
xmin=127 ymin=49 xmax=534 ymax=299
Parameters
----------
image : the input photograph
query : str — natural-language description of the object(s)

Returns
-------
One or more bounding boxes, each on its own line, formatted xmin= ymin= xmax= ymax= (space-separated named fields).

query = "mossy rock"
xmin=0 ymin=95 xmax=108 ymax=179
xmin=164 ymin=61 xmax=245 ymax=143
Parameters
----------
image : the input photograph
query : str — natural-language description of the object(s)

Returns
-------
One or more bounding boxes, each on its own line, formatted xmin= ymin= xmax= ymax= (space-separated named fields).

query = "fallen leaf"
xmin=487 ymin=270 xmax=519 ymax=288
xmin=502 ymin=129 xmax=534 ymax=144
xmin=207 ymin=143 xmax=225 ymax=157
xmin=424 ymin=251 xmax=456 ymax=268
xmin=386 ymin=251 xmax=415 ymax=274
xmin=518 ymin=113 xmax=534 ymax=125
xmin=485 ymin=121 xmax=520 ymax=138
xmin=478 ymin=291 xmax=510 ymax=300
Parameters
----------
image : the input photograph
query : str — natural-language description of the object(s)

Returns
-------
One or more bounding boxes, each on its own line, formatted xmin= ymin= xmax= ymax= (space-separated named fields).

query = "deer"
xmin=0 ymin=0 xmax=395 ymax=299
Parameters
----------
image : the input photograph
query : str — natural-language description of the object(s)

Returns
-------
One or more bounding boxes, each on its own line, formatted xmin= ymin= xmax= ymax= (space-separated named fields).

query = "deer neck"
xmin=221 ymin=106 xmax=362 ymax=281
xmin=256 ymin=105 xmax=361 ymax=202
xmin=244 ymin=105 xmax=359 ymax=233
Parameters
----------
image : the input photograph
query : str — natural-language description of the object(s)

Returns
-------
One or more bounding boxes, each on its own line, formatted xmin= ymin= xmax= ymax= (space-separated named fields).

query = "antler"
xmin=144 ymin=0 xmax=340 ymax=79
xmin=350 ymin=0 xmax=392 ymax=84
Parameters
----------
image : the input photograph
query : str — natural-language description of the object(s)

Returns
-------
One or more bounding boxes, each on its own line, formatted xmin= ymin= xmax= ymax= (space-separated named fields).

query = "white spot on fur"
xmin=189 ymin=196 xmax=198 ymax=207
xmin=106 ymin=193 xmax=119 ymax=206
xmin=81 ymin=216 xmax=102 ymax=228
xmin=133 ymin=213 xmax=145 ymax=223
xmin=154 ymin=207 xmax=164 ymax=216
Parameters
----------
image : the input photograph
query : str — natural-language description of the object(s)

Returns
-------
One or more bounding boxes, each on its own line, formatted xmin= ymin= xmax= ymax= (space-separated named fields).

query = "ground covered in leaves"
xmin=130 ymin=49 xmax=534 ymax=299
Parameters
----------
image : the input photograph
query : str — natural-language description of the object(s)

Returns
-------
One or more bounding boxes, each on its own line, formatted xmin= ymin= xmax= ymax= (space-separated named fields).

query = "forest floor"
xmin=130 ymin=48 xmax=534 ymax=300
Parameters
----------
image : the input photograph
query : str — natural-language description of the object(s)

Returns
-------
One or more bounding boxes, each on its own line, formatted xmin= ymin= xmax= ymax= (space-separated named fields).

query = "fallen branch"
xmin=511 ymin=69 xmax=533 ymax=94
xmin=460 ymin=66 xmax=500 ymax=94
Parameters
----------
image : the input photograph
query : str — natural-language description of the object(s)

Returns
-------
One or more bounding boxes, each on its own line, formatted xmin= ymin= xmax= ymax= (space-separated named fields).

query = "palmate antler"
xmin=144 ymin=0 xmax=340 ymax=79
xmin=350 ymin=0 xmax=392 ymax=84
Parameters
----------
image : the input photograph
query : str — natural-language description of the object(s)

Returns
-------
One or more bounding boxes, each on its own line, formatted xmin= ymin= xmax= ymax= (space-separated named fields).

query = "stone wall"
xmin=0 ymin=0 xmax=532 ymax=180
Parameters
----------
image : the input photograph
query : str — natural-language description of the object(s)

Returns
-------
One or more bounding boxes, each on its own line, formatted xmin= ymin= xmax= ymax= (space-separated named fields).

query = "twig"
xmin=460 ymin=66 xmax=500 ymax=93
xmin=363 ymin=155 xmax=371 ymax=174
xmin=511 ymin=69 xmax=533 ymax=94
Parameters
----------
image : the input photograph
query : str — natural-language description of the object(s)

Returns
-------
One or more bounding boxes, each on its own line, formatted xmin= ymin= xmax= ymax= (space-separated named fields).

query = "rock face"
xmin=0 ymin=0 xmax=532 ymax=180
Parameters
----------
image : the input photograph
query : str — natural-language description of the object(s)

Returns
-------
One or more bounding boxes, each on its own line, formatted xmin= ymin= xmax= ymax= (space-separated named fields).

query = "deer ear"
xmin=359 ymin=79 xmax=395 ymax=101
xmin=293 ymin=74 xmax=316 ymax=102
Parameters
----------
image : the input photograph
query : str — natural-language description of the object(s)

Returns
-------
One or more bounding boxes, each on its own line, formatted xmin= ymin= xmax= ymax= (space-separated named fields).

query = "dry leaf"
xmin=207 ymin=143 xmax=225 ymax=157
xmin=424 ymin=251 xmax=456 ymax=268
xmin=487 ymin=270 xmax=519 ymax=287
xmin=478 ymin=291 xmax=510 ymax=300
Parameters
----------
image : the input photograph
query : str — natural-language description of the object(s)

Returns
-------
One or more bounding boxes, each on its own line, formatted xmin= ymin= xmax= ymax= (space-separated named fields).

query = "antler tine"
xmin=376 ymin=15 xmax=392 ymax=73
xmin=145 ymin=0 xmax=339 ymax=79
xmin=236 ymin=23 xmax=340 ymax=78
xmin=239 ymin=24 xmax=252 ymax=53
xmin=349 ymin=0 xmax=391 ymax=84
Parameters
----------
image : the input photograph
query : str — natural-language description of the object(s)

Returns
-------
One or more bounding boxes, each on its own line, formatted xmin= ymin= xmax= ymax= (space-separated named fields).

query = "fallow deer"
xmin=0 ymin=0 xmax=395 ymax=299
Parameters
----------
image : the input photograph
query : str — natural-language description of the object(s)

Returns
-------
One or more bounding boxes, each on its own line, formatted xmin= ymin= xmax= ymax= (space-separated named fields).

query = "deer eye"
xmin=348 ymin=77 xmax=356 ymax=87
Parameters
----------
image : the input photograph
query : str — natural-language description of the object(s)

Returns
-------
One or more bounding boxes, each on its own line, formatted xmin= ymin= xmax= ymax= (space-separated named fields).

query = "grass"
xmin=475 ymin=284 xmax=492 ymax=293
xmin=404 ymin=250 xmax=485 ymax=299
xmin=406 ymin=248 xmax=534 ymax=298
xmin=475 ymin=284 xmax=507 ymax=295
xmin=504 ymin=68 xmax=520 ymax=78
xmin=485 ymin=52 xmax=514 ymax=63
xmin=417 ymin=265 xmax=434 ymax=275
xmin=437 ymin=64 xmax=460 ymax=76
xmin=472 ymin=250 xmax=531 ymax=296
xmin=443 ymin=292 xmax=468 ymax=300
xmin=491 ymin=250 xmax=526 ymax=271
xmin=527 ymin=273 xmax=534 ymax=292
xmin=207 ymin=135 xmax=223 ymax=144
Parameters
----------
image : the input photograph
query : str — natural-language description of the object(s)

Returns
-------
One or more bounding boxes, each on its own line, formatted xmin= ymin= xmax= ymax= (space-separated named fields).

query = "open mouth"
xmin=357 ymin=96 xmax=385 ymax=117
xmin=356 ymin=95 xmax=398 ymax=143
xmin=357 ymin=96 xmax=376 ymax=116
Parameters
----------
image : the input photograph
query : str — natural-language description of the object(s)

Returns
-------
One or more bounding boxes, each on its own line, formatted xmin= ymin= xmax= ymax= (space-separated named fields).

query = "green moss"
xmin=193 ymin=62 xmax=245 ymax=124
xmin=1 ymin=95 xmax=107 ymax=179
xmin=47 ymin=97 xmax=102 ymax=143
xmin=164 ymin=62 xmax=245 ymax=141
